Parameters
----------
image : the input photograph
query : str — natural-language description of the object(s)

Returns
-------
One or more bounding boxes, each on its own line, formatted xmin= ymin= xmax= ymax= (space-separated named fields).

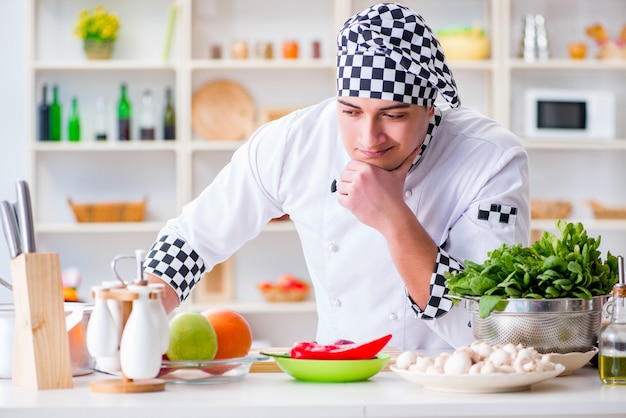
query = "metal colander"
xmin=458 ymin=296 xmax=607 ymax=354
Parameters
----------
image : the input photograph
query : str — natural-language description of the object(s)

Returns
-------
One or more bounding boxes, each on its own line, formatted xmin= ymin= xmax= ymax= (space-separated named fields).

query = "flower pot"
xmin=83 ymin=39 xmax=114 ymax=60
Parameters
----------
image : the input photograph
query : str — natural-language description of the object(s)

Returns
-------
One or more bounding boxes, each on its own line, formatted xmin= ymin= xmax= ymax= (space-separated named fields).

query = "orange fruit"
xmin=201 ymin=308 xmax=253 ymax=359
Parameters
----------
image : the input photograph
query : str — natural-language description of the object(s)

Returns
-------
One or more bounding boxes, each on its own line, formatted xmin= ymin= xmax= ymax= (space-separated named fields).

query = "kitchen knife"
xmin=15 ymin=180 xmax=36 ymax=253
xmin=0 ymin=200 xmax=22 ymax=259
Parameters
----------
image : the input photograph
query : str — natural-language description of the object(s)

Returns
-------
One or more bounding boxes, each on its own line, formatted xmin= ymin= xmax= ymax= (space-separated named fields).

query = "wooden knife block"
xmin=10 ymin=253 xmax=73 ymax=389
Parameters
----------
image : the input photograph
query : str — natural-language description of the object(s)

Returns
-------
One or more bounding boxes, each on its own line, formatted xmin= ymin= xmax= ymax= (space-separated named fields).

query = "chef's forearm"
xmin=382 ymin=206 xmax=438 ymax=309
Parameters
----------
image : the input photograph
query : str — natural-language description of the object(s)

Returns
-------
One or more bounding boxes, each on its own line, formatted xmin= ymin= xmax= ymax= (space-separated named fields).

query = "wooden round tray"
xmin=191 ymin=80 xmax=256 ymax=141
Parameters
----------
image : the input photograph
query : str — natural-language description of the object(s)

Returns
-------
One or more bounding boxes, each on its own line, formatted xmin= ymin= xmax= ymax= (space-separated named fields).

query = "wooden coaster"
xmin=90 ymin=378 xmax=165 ymax=393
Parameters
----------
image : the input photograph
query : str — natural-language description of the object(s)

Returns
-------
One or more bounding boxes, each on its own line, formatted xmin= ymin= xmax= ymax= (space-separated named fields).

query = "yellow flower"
xmin=74 ymin=5 xmax=120 ymax=41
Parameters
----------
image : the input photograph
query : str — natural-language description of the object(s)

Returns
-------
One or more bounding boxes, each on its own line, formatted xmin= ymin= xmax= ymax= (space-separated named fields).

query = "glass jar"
xmin=599 ymin=256 xmax=626 ymax=385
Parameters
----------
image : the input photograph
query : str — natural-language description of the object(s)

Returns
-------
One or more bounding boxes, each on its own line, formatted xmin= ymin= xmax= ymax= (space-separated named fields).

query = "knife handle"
xmin=0 ymin=200 xmax=22 ymax=259
xmin=16 ymin=180 xmax=36 ymax=253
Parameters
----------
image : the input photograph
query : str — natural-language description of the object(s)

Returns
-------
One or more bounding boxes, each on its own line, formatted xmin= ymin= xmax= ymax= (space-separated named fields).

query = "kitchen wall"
xmin=0 ymin=1 xmax=27 ymax=303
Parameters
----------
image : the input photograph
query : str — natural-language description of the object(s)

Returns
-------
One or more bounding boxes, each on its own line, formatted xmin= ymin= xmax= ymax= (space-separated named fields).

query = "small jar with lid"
xmin=599 ymin=256 xmax=626 ymax=385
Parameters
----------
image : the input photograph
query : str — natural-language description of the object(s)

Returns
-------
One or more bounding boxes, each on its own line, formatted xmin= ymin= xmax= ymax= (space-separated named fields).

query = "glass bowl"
xmin=158 ymin=355 xmax=268 ymax=384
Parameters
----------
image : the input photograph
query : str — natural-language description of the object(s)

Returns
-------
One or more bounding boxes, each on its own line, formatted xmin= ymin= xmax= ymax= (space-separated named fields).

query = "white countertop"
xmin=1 ymin=366 xmax=625 ymax=418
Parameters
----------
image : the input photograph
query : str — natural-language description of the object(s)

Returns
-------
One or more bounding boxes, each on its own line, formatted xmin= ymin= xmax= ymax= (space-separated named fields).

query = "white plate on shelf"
xmin=550 ymin=347 xmax=598 ymax=376
xmin=390 ymin=364 xmax=565 ymax=393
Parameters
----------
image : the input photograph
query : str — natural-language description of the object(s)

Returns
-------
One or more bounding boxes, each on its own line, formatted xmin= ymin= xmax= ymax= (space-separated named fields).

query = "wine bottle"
xmin=94 ymin=96 xmax=108 ymax=141
xmin=49 ymin=84 xmax=62 ymax=141
xmin=38 ymin=84 xmax=49 ymax=141
xmin=139 ymin=89 xmax=156 ymax=140
xmin=117 ymin=83 xmax=132 ymax=141
xmin=163 ymin=87 xmax=175 ymax=140
xmin=68 ymin=97 xmax=81 ymax=142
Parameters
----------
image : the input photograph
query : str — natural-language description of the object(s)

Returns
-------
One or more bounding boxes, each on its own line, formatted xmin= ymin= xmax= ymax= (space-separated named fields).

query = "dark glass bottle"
xmin=38 ymin=84 xmax=49 ymax=141
xmin=49 ymin=84 xmax=62 ymax=141
xmin=68 ymin=97 xmax=81 ymax=142
xmin=139 ymin=89 xmax=156 ymax=140
xmin=163 ymin=87 xmax=176 ymax=140
xmin=118 ymin=83 xmax=132 ymax=140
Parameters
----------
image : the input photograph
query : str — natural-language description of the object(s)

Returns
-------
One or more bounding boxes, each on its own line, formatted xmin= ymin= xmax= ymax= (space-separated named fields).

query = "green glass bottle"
xmin=118 ymin=83 xmax=132 ymax=140
xmin=49 ymin=84 xmax=62 ymax=141
xmin=68 ymin=97 xmax=81 ymax=142
xmin=163 ymin=87 xmax=175 ymax=140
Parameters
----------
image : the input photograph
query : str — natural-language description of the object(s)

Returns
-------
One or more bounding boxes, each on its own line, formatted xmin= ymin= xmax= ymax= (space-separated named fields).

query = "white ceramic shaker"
xmin=119 ymin=285 xmax=162 ymax=379
xmin=94 ymin=280 xmax=125 ymax=373
xmin=86 ymin=285 xmax=119 ymax=359
xmin=148 ymin=283 xmax=170 ymax=354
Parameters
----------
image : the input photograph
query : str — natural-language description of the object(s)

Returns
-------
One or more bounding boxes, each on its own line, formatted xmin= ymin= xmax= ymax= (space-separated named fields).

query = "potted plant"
xmin=74 ymin=5 xmax=120 ymax=60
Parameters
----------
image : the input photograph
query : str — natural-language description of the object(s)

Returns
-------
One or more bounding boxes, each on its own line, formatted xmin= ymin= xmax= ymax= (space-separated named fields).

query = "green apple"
xmin=166 ymin=312 xmax=218 ymax=361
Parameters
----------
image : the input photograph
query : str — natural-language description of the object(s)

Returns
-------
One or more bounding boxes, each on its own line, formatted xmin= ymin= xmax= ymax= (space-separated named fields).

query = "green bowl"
xmin=270 ymin=353 xmax=390 ymax=383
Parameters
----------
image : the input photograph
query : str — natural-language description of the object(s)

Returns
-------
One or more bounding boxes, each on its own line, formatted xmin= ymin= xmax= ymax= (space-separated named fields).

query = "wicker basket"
xmin=589 ymin=200 xmax=626 ymax=219
xmin=530 ymin=199 xmax=572 ymax=219
xmin=260 ymin=288 xmax=309 ymax=303
xmin=68 ymin=198 xmax=147 ymax=223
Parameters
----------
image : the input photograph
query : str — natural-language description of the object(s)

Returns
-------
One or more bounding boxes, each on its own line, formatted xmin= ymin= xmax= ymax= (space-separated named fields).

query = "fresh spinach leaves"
xmin=446 ymin=221 xmax=619 ymax=318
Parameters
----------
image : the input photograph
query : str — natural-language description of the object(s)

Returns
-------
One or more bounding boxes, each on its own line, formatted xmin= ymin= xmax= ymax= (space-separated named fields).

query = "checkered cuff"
xmin=407 ymin=247 xmax=461 ymax=320
xmin=144 ymin=235 xmax=206 ymax=303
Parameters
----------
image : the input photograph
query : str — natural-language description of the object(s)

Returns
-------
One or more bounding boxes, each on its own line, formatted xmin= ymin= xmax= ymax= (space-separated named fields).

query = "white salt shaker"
xmin=148 ymin=283 xmax=170 ymax=354
xmin=86 ymin=285 xmax=118 ymax=358
xmin=119 ymin=285 xmax=161 ymax=379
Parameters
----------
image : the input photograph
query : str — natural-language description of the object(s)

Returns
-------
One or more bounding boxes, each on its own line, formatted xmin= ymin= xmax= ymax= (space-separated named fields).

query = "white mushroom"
xmin=395 ymin=351 xmax=418 ymax=370
xmin=489 ymin=348 xmax=512 ymax=368
xmin=480 ymin=360 xmax=497 ymax=375
xmin=443 ymin=352 xmax=473 ymax=375
xmin=468 ymin=361 xmax=485 ymax=375
xmin=434 ymin=352 xmax=450 ymax=369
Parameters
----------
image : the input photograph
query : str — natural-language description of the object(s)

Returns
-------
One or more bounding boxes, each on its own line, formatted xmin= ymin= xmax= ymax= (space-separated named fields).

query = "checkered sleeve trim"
xmin=144 ymin=235 xmax=206 ymax=303
xmin=407 ymin=247 xmax=462 ymax=320
xmin=477 ymin=203 xmax=517 ymax=225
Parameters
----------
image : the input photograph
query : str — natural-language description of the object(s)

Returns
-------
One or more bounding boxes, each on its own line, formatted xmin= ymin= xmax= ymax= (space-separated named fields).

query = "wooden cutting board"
xmin=249 ymin=347 xmax=401 ymax=373
xmin=191 ymin=79 xmax=256 ymax=141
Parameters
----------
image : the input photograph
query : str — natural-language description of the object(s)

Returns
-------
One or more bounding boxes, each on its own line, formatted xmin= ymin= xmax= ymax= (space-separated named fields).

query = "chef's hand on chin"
xmin=337 ymin=147 xmax=420 ymax=231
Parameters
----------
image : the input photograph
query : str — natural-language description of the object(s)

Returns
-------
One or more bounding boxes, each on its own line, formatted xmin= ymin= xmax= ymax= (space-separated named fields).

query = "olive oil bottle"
xmin=599 ymin=256 xmax=626 ymax=385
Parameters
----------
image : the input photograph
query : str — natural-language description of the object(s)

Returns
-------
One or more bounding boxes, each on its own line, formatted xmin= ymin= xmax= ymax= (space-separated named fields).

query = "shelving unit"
xmin=25 ymin=0 xmax=626 ymax=345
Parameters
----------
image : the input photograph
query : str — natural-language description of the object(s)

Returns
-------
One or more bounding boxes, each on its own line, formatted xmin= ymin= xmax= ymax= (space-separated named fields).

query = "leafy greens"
xmin=445 ymin=220 xmax=619 ymax=318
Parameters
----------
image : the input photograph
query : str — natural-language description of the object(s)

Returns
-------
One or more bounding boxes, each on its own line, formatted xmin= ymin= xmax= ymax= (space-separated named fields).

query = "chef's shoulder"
xmin=438 ymin=105 xmax=523 ymax=151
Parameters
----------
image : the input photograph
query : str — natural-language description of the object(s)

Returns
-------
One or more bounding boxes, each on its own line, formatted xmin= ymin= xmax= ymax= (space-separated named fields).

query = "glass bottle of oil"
xmin=599 ymin=256 xmax=626 ymax=384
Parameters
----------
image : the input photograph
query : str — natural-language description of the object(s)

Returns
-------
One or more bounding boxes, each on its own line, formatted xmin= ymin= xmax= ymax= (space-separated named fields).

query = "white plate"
xmin=390 ymin=364 xmax=565 ymax=393
xmin=550 ymin=348 xmax=598 ymax=376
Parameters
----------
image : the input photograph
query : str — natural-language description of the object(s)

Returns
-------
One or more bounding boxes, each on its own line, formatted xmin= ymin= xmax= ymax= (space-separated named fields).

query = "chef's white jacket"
xmin=146 ymin=97 xmax=530 ymax=350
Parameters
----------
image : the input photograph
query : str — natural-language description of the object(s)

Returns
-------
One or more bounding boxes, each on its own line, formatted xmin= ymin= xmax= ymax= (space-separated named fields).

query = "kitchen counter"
xmin=1 ymin=366 xmax=625 ymax=418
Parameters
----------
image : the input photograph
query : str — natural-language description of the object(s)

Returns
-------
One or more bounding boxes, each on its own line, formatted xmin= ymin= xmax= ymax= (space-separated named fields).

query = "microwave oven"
xmin=524 ymin=88 xmax=615 ymax=140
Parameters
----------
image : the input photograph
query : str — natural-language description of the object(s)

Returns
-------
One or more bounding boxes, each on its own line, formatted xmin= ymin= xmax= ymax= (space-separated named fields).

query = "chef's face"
xmin=337 ymin=97 xmax=434 ymax=171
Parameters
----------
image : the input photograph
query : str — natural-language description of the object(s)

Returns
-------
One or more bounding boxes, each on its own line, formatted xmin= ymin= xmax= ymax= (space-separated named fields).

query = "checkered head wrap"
xmin=336 ymin=3 xmax=460 ymax=107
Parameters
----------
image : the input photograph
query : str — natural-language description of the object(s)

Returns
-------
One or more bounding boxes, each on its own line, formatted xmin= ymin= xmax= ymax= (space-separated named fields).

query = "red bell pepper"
xmin=290 ymin=334 xmax=392 ymax=360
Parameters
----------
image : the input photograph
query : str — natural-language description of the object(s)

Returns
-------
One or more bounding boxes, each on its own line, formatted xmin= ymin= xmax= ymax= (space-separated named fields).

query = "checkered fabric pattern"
xmin=336 ymin=3 xmax=460 ymax=107
xmin=407 ymin=247 xmax=461 ymax=320
xmin=144 ymin=235 xmax=206 ymax=302
xmin=477 ymin=203 xmax=518 ymax=225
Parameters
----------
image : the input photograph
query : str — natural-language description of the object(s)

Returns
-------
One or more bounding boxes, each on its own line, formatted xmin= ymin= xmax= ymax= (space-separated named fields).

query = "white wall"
xmin=0 ymin=0 xmax=26 ymax=302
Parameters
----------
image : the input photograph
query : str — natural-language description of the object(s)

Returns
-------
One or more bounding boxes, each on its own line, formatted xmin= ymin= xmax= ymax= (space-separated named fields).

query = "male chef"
xmin=144 ymin=3 xmax=530 ymax=350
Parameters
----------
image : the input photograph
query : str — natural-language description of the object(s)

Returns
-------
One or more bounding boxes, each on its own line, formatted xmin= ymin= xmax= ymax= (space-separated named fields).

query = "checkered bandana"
xmin=336 ymin=3 xmax=460 ymax=107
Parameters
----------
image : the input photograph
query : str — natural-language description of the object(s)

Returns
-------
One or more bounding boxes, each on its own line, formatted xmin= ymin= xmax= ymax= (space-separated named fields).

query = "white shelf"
xmin=33 ymin=61 xmax=177 ymax=71
xmin=36 ymin=221 xmax=165 ymax=234
xmin=522 ymin=140 xmax=626 ymax=150
xmin=531 ymin=219 xmax=626 ymax=231
xmin=182 ymin=301 xmax=316 ymax=315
